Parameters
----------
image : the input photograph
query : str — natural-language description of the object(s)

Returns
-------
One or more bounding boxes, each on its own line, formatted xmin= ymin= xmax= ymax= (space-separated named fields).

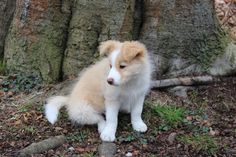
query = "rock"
xmin=98 ymin=142 xmax=116 ymax=157
xmin=125 ymin=152 xmax=132 ymax=157
xmin=209 ymin=127 xmax=220 ymax=136
xmin=68 ymin=147 xmax=75 ymax=151
xmin=0 ymin=78 xmax=3 ymax=84
xmin=167 ymin=132 xmax=177 ymax=144
xmin=168 ymin=86 xmax=194 ymax=98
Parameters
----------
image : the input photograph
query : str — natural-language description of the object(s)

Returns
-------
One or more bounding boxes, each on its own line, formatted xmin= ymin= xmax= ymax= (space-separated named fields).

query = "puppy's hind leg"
xmin=67 ymin=102 xmax=105 ymax=133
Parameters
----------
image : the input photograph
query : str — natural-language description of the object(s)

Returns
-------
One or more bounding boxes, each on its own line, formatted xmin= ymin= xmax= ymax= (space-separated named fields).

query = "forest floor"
xmin=0 ymin=76 xmax=236 ymax=157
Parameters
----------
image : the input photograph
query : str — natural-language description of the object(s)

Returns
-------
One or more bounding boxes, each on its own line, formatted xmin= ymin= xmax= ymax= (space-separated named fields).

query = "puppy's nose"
xmin=107 ymin=78 xmax=114 ymax=85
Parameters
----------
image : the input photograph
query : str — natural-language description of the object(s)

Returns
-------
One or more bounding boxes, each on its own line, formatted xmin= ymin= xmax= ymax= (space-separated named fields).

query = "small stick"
xmin=151 ymin=76 xmax=214 ymax=89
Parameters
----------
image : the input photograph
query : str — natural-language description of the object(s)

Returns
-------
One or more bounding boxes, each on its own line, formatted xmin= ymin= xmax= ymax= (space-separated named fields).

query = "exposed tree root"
xmin=19 ymin=135 xmax=66 ymax=157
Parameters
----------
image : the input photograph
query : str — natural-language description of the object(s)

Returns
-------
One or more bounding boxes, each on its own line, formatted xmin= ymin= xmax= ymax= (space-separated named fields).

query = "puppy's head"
xmin=99 ymin=40 xmax=147 ymax=86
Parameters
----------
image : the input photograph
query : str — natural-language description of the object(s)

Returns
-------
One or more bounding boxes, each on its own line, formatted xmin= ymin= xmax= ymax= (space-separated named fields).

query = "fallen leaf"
xmin=22 ymin=114 xmax=28 ymax=122
xmin=14 ymin=119 xmax=22 ymax=125
xmin=186 ymin=116 xmax=193 ymax=121
xmin=75 ymin=146 xmax=85 ymax=152
xmin=36 ymin=114 xmax=43 ymax=120
xmin=7 ymin=91 xmax=14 ymax=97
xmin=9 ymin=141 xmax=16 ymax=147
xmin=0 ymin=91 xmax=5 ymax=97
xmin=55 ymin=127 xmax=63 ymax=131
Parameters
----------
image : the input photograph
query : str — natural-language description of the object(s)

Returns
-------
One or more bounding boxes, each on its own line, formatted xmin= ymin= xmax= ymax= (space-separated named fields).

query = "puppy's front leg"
xmin=131 ymin=95 xmax=147 ymax=132
xmin=100 ymin=100 xmax=120 ymax=142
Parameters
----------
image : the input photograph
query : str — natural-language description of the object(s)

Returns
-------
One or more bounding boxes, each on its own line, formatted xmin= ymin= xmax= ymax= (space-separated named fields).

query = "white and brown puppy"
xmin=45 ymin=40 xmax=152 ymax=141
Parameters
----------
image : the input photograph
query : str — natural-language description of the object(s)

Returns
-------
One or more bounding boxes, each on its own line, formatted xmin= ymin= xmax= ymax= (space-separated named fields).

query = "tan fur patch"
xmin=99 ymin=40 xmax=121 ymax=56
xmin=119 ymin=41 xmax=147 ymax=62
xmin=114 ymin=41 xmax=147 ymax=70
xmin=69 ymin=59 xmax=109 ymax=112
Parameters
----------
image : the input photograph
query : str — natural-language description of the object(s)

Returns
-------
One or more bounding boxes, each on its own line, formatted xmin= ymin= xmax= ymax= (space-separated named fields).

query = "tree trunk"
xmin=140 ymin=0 xmax=229 ymax=78
xmin=2 ymin=0 xmax=235 ymax=83
xmin=4 ymin=0 xmax=71 ymax=82
xmin=62 ymin=0 xmax=137 ymax=77
xmin=0 ymin=0 xmax=16 ymax=60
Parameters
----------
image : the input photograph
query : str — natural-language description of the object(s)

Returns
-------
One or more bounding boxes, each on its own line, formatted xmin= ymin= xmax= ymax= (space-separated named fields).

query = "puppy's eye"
xmin=119 ymin=65 xmax=126 ymax=69
xmin=110 ymin=64 xmax=112 ymax=68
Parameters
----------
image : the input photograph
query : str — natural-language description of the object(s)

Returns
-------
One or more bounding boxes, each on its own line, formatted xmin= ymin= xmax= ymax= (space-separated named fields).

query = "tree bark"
xmin=62 ymin=0 xmax=137 ymax=77
xmin=140 ymin=0 xmax=230 ymax=78
xmin=2 ymin=0 xmax=235 ymax=83
xmin=4 ymin=0 xmax=71 ymax=82
xmin=0 ymin=0 xmax=16 ymax=60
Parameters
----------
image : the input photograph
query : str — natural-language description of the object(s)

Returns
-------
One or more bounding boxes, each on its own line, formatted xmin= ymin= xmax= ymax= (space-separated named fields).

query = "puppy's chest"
xmin=119 ymin=92 xmax=139 ymax=113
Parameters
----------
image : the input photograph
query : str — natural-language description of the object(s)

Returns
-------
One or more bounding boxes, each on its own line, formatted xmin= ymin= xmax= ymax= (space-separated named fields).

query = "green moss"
xmin=0 ymin=60 xmax=6 ymax=74
xmin=30 ymin=37 xmax=63 ymax=83
xmin=199 ymin=31 xmax=229 ymax=70
xmin=157 ymin=24 xmax=166 ymax=32
xmin=226 ymin=43 xmax=236 ymax=66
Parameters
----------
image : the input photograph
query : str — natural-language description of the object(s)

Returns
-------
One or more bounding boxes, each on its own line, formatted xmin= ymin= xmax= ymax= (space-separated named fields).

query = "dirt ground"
xmin=0 ymin=1 xmax=235 ymax=156
xmin=0 ymin=76 xmax=236 ymax=157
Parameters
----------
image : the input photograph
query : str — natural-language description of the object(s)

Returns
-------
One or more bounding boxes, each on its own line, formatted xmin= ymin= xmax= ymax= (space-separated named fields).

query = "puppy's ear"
xmin=99 ymin=40 xmax=121 ymax=56
xmin=122 ymin=41 xmax=147 ymax=61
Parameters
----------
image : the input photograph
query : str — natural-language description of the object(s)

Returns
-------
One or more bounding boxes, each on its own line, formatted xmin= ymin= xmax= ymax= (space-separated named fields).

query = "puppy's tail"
xmin=45 ymin=96 xmax=68 ymax=124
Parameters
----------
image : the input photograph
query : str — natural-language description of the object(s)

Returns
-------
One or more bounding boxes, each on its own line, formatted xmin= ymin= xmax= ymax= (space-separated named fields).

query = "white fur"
xmin=67 ymin=100 xmax=104 ymax=125
xmin=44 ymin=42 xmax=152 ymax=142
xmin=46 ymin=97 xmax=106 ymax=132
xmin=107 ymin=49 xmax=121 ymax=85
xmin=45 ymin=96 xmax=68 ymax=124
xmin=100 ymin=56 xmax=152 ymax=141
xmin=131 ymin=95 xmax=147 ymax=132
xmin=100 ymin=100 xmax=120 ymax=141
xmin=100 ymin=85 xmax=150 ymax=141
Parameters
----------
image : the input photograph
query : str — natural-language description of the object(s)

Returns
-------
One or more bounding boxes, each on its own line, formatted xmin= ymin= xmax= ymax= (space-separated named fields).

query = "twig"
xmin=151 ymin=76 xmax=215 ymax=89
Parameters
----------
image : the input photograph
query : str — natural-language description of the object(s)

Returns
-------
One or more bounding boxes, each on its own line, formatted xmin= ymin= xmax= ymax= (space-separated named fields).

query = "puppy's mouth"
xmin=107 ymin=82 xmax=119 ymax=87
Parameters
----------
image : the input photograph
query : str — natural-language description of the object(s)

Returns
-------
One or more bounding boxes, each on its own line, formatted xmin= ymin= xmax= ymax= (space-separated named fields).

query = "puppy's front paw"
xmin=132 ymin=121 xmax=147 ymax=132
xmin=100 ymin=128 xmax=116 ymax=142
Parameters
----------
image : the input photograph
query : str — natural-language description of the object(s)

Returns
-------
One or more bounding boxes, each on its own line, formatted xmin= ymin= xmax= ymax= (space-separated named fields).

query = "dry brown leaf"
xmin=75 ymin=146 xmax=85 ymax=152
xmin=14 ymin=119 xmax=22 ymax=125
xmin=36 ymin=114 xmax=43 ymax=120
xmin=55 ymin=127 xmax=63 ymax=131
xmin=186 ymin=116 xmax=193 ymax=121
xmin=0 ymin=91 xmax=5 ymax=97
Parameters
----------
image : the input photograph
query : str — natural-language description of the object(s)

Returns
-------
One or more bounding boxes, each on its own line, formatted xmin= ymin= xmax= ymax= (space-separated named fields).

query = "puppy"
xmin=45 ymin=40 xmax=152 ymax=141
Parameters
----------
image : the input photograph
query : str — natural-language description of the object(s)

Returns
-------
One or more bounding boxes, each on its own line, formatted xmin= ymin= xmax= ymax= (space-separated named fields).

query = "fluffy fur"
xmin=45 ymin=40 xmax=152 ymax=141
